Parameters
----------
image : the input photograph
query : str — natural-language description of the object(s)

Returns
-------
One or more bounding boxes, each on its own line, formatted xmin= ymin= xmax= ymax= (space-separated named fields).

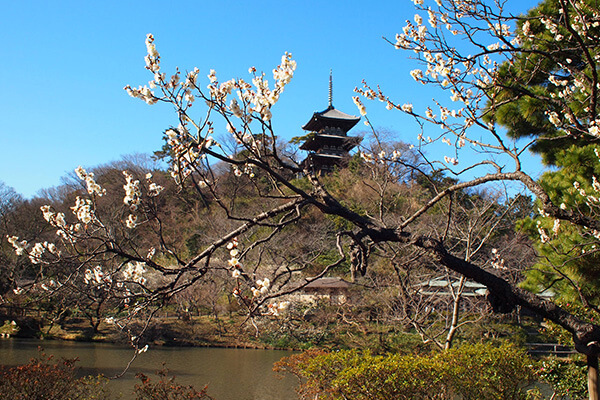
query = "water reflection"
xmin=0 ymin=339 xmax=298 ymax=400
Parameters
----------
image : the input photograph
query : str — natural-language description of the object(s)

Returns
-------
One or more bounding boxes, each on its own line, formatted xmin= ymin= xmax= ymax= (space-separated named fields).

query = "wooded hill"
xmin=0 ymin=146 xmax=539 ymax=351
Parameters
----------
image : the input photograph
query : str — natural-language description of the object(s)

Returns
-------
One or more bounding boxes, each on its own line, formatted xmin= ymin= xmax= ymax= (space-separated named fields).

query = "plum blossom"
xmin=401 ymin=103 xmax=413 ymax=113
xmin=266 ymin=301 xmax=291 ymax=316
xmin=552 ymin=219 xmax=561 ymax=235
xmin=546 ymin=111 xmax=561 ymax=127
xmin=123 ymin=171 xmax=142 ymax=210
xmin=410 ymin=69 xmax=423 ymax=81
xmin=28 ymin=242 xmax=46 ymax=264
xmin=41 ymin=205 xmax=67 ymax=229
xmin=256 ymin=278 xmax=270 ymax=295
xmin=230 ymin=98 xmax=244 ymax=118
xmin=7 ymin=236 xmax=28 ymax=256
xmin=71 ymin=197 xmax=94 ymax=224
xmin=536 ymin=221 xmax=551 ymax=244
xmin=352 ymin=96 xmax=367 ymax=116
xmin=123 ymin=261 xmax=147 ymax=285
xmin=125 ymin=214 xmax=138 ymax=229
xmin=144 ymin=34 xmax=160 ymax=72
xmin=84 ymin=266 xmax=107 ymax=285
xmin=228 ymin=257 xmax=242 ymax=268
xmin=75 ymin=166 xmax=106 ymax=196
xmin=148 ymin=182 xmax=164 ymax=197
xmin=137 ymin=344 xmax=149 ymax=354
xmin=444 ymin=156 xmax=458 ymax=165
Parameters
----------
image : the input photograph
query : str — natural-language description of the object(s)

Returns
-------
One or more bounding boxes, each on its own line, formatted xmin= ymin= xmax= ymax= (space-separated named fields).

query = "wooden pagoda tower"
xmin=300 ymin=74 xmax=362 ymax=175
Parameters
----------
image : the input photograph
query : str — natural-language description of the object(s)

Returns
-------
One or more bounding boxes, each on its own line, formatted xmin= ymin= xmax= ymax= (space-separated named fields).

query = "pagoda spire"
xmin=328 ymin=70 xmax=333 ymax=108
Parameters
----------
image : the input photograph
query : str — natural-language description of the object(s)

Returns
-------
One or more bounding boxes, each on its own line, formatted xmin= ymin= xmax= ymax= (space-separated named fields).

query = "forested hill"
xmin=0 ymin=148 xmax=535 ymax=350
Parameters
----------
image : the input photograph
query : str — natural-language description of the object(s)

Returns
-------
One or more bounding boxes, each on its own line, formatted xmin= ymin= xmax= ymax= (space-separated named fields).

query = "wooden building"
xmin=300 ymin=75 xmax=362 ymax=175
xmin=298 ymin=277 xmax=354 ymax=305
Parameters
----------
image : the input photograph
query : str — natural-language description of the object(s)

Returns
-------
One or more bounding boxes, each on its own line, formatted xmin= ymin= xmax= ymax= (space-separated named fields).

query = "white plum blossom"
xmin=123 ymin=171 xmax=142 ymax=210
xmin=137 ymin=344 xmax=149 ymax=354
xmin=546 ymin=111 xmax=561 ymax=127
xmin=75 ymin=166 xmax=106 ymax=196
xmin=71 ymin=197 xmax=94 ymax=224
xmin=148 ymin=182 xmax=164 ymax=197
xmin=7 ymin=236 xmax=28 ymax=256
xmin=352 ymin=96 xmax=367 ymax=116
xmin=552 ymin=219 xmax=561 ymax=235
xmin=410 ymin=69 xmax=423 ymax=81
xmin=84 ymin=266 xmax=107 ymax=285
xmin=125 ymin=214 xmax=138 ymax=229
xmin=228 ymin=257 xmax=242 ymax=268
xmin=230 ymin=98 xmax=244 ymax=118
xmin=123 ymin=261 xmax=147 ymax=284
xmin=444 ymin=156 xmax=458 ymax=165
xmin=256 ymin=278 xmax=270 ymax=295
xmin=536 ymin=221 xmax=551 ymax=244
xmin=401 ymin=103 xmax=413 ymax=113
xmin=28 ymin=242 xmax=46 ymax=264
xmin=41 ymin=205 xmax=66 ymax=228
xmin=266 ymin=301 xmax=291 ymax=316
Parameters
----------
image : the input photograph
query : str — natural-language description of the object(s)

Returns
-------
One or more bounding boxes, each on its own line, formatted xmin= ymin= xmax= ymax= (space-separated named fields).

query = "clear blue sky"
xmin=1 ymin=0 xmax=540 ymax=198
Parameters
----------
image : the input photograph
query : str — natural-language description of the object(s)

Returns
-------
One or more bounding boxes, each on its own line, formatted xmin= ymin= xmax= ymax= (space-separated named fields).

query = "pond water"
xmin=0 ymin=339 xmax=299 ymax=400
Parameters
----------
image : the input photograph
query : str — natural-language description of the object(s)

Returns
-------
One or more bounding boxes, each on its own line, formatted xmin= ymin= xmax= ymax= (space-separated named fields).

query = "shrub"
xmin=443 ymin=343 xmax=534 ymax=400
xmin=134 ymin=366 xmax=213 ymax=400
xmin=535 ymin=356 xmax=587 ymax=400
xmin=275 ymin=343 xmax=534 ymax=400
xmin=0 ymin=351 xmax=111 ymax=400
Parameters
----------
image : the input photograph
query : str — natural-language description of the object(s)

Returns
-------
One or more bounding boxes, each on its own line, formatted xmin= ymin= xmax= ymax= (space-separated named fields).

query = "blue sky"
xmin=2 ymin=0 xmax=540 ymax=198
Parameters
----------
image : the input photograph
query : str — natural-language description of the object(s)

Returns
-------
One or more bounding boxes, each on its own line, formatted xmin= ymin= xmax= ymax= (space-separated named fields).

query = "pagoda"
xmin=300 ymin=74 xmax=362 ymax=175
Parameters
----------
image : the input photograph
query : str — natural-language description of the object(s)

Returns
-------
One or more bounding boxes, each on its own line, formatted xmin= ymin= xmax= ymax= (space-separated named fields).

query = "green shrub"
xmin=275 ymin=343 xmax=534 ymax=400
xmin=535 ymin=356 xmax=587 ymax=400
xmin=444 ymin=343 xmax=534 ymax=400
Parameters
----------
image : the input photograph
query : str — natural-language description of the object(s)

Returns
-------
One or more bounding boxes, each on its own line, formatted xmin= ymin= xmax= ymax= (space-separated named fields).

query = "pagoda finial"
xmin=328 ymin=69 xmax=333 ymax=108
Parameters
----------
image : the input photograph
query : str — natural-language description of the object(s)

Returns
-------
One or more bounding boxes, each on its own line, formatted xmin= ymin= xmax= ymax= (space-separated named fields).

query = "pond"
xmin=0 ymin=339 xmax=299 ymax=400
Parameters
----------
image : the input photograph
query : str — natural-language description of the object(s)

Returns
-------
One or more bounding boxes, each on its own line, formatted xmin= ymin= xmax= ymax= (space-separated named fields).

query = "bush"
xmin=0 ymin=351 xmax=111 ymax=400
xmin=534 ymin=356 xmax=587 ymax=400
xmin=134 ymin=367 xmax=213 ymax=400
xmin=443 ymin=343 xmax=534 ymax=400
xmin=0 ymin=350 xmax=215 ymax=400
xmin=275 ymin=343 xmax=535 ymax=400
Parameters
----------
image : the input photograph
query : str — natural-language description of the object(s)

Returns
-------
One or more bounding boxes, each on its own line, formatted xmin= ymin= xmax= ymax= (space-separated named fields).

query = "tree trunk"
xmin=588 ymin=355 xmax=599 ymax=400
xmin=444 ymin=276 xmax=465 ymax=351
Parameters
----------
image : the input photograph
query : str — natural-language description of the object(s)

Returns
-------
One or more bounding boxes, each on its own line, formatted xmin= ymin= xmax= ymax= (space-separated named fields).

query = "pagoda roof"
xmin=300 ymin=133 xmax=361 ymax=151
xmin=302 ymin=106 xmax=361 ymax=133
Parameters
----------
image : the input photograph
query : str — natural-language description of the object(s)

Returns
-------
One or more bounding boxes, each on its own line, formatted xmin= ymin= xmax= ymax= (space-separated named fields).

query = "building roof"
xmin=416 ymin=277 xmax=488 ymax=297
xmin=304 ymin=277 xmax=353 ymax=290
xmin=302 ymin=106 xmax=361 ymax=133
xmin=299 ymin=133 xmax=362 ymax=151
